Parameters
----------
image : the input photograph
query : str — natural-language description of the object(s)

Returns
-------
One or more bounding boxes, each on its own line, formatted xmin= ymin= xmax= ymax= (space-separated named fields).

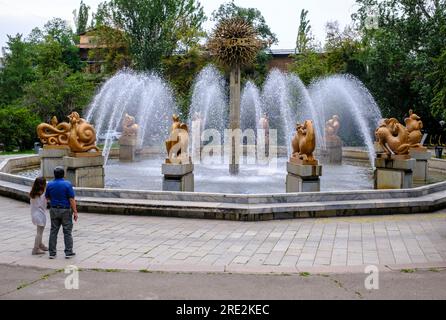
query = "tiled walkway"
xmin=1 ymin=196 xmax=446 ymax=273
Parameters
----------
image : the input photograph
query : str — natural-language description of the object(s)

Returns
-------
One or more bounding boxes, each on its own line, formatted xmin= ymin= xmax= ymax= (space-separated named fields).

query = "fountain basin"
xmin=1 ymin=152 xmax=446 ymax=220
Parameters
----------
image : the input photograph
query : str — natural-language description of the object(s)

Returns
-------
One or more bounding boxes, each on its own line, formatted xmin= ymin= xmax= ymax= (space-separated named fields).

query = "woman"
xmin=29 ymin=177 xmax=48 ymax=255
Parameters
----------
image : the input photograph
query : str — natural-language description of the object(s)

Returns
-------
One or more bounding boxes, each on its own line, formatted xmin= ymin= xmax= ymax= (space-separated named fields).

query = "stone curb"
xmin=2 ymin=257 xmax=445 ymax=275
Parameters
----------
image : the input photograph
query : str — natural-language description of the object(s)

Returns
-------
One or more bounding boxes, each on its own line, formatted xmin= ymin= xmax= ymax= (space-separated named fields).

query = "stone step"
xmin=1 ymin=177 xmax=445 ymax=220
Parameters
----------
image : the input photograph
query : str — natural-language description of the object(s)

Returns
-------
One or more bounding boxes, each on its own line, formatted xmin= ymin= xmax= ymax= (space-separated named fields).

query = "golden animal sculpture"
xmin=36 ymin=116 xmax=71 ymax=146
xmin=122 ymin=113 xmax=139 ymax=137
xmin=404 ymin=109 xmax=423 ymax=147
xmin=67 ymin=112 xmax=100 ymax=153
xmin=165 ymin=115 xmax=189 ymax=164
xmin=375 ymin=118 xmax=411 ymax=156
xmin=291 ymin=120 xmax=317 ymax=164
xmin=325 ymin=115 xmax=341 ymax=143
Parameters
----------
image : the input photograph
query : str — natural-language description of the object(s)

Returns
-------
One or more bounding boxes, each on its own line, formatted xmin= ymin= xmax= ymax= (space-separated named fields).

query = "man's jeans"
xmin=49 ymin=208 xmax=73 ymax=256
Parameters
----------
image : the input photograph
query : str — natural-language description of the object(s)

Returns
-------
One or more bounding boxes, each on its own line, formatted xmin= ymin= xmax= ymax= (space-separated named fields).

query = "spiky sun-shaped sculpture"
xmin=208 ymin=17 xmax=262 ymax=67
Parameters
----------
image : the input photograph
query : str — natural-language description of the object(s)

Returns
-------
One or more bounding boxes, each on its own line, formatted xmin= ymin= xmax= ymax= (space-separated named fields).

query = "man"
xmin=45 ymin=166 xmax=78 ymax=259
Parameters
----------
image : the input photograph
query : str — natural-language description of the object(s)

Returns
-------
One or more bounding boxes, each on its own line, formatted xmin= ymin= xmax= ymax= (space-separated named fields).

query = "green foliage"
xmin=353 ymin=0 xmax=446 ymax=128
xmin=430 ymin=49 xmax=446 ymax=120
xmin=0 ymin=35 xmax=36 ymax=105
xmin=73 ymin=1 xmax=90 ymax=35
xmin=23 ymin=66 xmax=99 ymax=122
xmin=0 ymin=105 xmax=41 ymax=151
xmin=211 ymin=1 xmax=278 ymax=47
xmin=111 ymin=0 xmax=206 ymax=71
xmin=296 ymin=9 xmax=314 ymax=54
xmin=291 ymin=52 xmax=328 ymax=85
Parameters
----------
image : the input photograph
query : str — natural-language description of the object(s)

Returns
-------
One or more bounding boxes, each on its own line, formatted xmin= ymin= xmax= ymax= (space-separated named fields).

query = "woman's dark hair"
xmin=30 ymin=177 xmax=47 ymax=199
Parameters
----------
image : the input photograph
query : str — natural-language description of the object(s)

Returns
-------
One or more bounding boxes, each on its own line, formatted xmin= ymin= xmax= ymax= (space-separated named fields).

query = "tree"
xmin=0 ymin=105 xmax=41 ymax=151
xmin=0 ymin=35 xmax=36 ymax=105
xmin=73 ymin=1 xmax=90 ymax=35
xmin=352 ymin=0 xmax=446 ymax=128
xmin=42 ymin=18 xmax=83 ymax=71
xmin=431 ymin=49 xmax=446 ymax=120
xmin=111 ymin=0 xmax=206 ymax=70
xmin=295 ymin=9 xmax=315 ymax=54
xmin=211 ymin=1 xmax=278 ymax=47
xmin=23 ymin=66 xmax=99 ymax=121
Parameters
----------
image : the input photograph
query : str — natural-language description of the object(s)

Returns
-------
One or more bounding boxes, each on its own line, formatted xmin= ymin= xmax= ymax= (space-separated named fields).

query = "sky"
xmin=0 ymin=0 xmax=359 ymax=53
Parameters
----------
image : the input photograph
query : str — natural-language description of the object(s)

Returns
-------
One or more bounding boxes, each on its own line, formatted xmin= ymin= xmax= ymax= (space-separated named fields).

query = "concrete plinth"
xmin=39 ymin=146 xmax=70 ymax=180
xmin=286 ymin=161 xmax=322 ymax=193
xmin=409 ymin=149 xmax=432 ymax=183
xmin=119 ymin=136 xmax=138 ymax=162
xmin=325 ymin=139 xmax=343 ymax=164
xmin=162 ymin=163 xmax=194 ymax=192
xmin=63 ymin=154 xmax=104 ymax=188
xmin=374 ymin=157 xmax=415 ymax=189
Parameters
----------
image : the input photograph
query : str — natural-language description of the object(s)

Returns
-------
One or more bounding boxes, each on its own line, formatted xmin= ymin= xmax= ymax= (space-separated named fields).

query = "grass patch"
xmin=0 ymin=150 xmax=34 ymax=156
xmin=400 ymin=268 xmax=416 ymax=273
xmin=299 ymin=272 xmax=311 ymax=277
xmin=16 ymin=283 xmax=30 ymax=290
xmin=139 ymin=269 xmax=152 ymax=273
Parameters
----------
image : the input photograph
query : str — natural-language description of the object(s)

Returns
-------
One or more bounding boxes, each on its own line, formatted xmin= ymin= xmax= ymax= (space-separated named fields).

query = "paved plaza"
xmin=1 ymin=196 xmax=446 ymax=273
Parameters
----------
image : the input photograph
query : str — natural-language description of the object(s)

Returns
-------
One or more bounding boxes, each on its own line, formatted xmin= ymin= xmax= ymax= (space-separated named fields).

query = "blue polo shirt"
xmin=45 ymin=178 xmax=75 ymax=208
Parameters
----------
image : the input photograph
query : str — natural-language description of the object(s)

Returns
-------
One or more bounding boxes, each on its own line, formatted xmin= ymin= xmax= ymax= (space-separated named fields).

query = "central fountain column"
xmin=229 ymin=66 xmax=241 ymax=175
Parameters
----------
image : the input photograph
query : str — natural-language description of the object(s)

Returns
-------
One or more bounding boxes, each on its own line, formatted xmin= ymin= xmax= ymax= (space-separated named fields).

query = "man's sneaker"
xmin=65 ymin=252 xmax=76 ymax=259
xmin=49 ymin=255 xmax=56 ymax=259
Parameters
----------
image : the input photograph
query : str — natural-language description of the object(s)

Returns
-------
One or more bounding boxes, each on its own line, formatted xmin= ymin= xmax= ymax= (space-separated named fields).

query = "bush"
xmin=0 ymin=105 xmax=42 ymax=151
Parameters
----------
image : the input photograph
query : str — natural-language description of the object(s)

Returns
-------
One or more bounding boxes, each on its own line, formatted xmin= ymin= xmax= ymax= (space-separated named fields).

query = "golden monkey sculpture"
xmin=37 ymin=112 xmax=99 ymax=153
xmin=165 ymin=114 xmax=190 ymax=164
xmin=291 ymin=120 xmax=317 ymax=164
xmin=375 ymin=118 xmax=411 ymax=157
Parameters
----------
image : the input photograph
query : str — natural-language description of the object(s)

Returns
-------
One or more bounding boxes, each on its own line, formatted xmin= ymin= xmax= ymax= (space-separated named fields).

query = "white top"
xmin=30 ymin=194 xmax=47 ymax=227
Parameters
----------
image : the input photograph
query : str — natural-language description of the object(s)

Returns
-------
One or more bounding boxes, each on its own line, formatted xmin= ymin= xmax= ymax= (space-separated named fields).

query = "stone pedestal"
xmin=325 ymin=138 xmax=342 ymax=164
xmin=409 ymin=149 xmax=432 ymax=183
xmin=286 ymin=161 xmax=322 ymax=193
xmin=162 ymin=163 xmax=194 ymax=192
xmin=374 ymin=157 xmax=415 ymax=189
xmin=39 ymin=146 xmax=70 ymax=180
xmin=119 ymin=136 xmax=137 ymax=162
xmin=63 ymin=154 xmax=105 ymax=188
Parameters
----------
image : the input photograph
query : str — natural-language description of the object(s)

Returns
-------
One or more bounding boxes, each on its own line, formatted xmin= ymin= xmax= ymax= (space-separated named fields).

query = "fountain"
xmin=308 ymin=74 xmax=383 ymax=165
xmin=86 ymin=69 xmax=178 ymax=164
